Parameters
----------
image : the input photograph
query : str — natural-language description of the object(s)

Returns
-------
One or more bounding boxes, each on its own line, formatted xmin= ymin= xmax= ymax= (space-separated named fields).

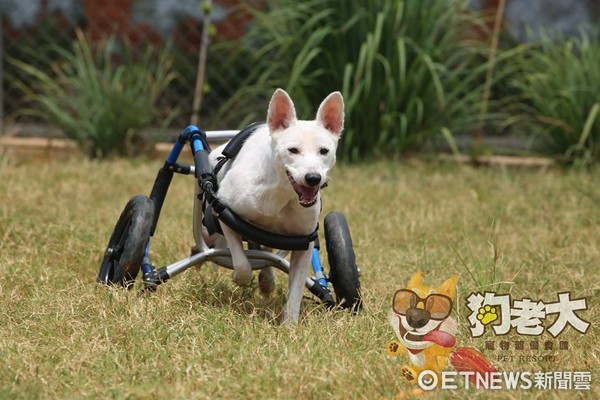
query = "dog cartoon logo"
xmin=387 ymin=273 xmax=458 ymax=382
xmin=387 ymin=273 xmax=495 ymax=386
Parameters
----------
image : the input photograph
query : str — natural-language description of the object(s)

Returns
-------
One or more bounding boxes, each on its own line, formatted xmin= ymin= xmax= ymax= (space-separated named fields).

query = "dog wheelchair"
xmin=97 ymin=124 xmax=362 ymax=312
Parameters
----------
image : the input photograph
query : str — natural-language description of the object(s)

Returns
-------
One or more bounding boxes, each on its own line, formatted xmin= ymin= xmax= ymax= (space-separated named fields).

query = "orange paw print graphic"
xmin=477 ymin=305 xmax=498 ymax=325
xmin=386 ymin=340 xmax=402 ymax=355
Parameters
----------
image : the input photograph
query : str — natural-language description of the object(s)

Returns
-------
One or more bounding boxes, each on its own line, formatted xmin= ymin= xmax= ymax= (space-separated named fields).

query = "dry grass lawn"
xmin=0 ymin=155 xmax=598 ymax=399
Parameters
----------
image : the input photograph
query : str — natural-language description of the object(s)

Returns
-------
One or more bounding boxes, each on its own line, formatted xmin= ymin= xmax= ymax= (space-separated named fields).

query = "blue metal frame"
xmin=311 ymin=248 xmax=328 ymax=289
xmin=166 ymin=125 xmax=205 ymax=164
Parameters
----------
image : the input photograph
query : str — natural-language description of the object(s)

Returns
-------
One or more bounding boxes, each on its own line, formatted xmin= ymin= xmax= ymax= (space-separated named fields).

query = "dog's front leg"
xmin=220 ymin=223 xmax=253 ymax=286
xmin=283 ymin=242 xmax=314 ymax=324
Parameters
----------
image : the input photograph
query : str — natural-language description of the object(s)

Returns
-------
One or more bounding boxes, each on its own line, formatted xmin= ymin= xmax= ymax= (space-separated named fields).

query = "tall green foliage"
xmin=10 ymin=30 xmax=178 ymax=158
xmin=216 ymin=0 xmax=495 ymax=161
xmin=506 ymin=32 xmax=600 ymax=163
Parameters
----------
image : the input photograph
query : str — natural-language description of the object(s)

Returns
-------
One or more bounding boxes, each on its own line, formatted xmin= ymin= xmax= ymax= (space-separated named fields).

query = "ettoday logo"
xmin=417 ymin=370 xmax=592 ymax=391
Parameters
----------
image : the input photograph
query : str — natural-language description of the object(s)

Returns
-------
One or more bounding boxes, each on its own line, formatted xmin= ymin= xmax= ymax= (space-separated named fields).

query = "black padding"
xmin=203 ymin=204 xmax=223 ymax=235
xmin=217 ymin=207 xmax=318 ymax=251
xmin=221 ymin=122 xmax=264 ymax=159
xmin=195 ymin=151 xmax=210 ymax=177
xmin=149 ymin=166 xmax=174 ymax=236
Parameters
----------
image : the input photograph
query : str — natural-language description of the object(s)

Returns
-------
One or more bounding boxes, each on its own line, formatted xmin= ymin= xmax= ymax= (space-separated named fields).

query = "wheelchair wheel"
xmin=97 ymin=195 xmax=154 ymax=289
xmin=324 ymin=212 xmax=362 ymax=311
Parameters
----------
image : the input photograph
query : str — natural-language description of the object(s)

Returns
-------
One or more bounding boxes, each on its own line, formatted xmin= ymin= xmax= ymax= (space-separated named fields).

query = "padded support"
xmin=217 ymin=207 xmax=318 ymax=251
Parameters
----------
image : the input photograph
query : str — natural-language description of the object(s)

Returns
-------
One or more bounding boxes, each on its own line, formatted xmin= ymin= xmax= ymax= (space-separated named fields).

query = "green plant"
xmin=506 ymin=31 xmax=600 ymax=163
xmin=214 ymin=0 xmax=505 ymax=161
xmin=10 ymin=30 xmax=179 ymax=158
xmin=2 ymin=17 xmax=80 ymax=120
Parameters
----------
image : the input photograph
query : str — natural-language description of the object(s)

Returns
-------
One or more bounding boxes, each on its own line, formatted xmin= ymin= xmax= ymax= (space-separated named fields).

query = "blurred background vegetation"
xmin=1 ymin=0 xmax=599 ymax=162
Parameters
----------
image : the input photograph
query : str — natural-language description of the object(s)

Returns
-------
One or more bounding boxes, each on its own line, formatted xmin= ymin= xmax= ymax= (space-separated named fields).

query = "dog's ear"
xmin=267 ymin=89 xmax=297 ymax=132
xmin=406 ymin=272 xmax=423 ymax=291
xmin=316 ymin=92 xmax=344 ymax=136
xmin=438 ymin=275 xmax=458 ymax=300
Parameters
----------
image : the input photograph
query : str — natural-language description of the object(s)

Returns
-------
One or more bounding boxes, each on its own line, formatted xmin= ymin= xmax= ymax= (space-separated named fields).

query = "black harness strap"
xmin=212 ymin=121 xmax=264 ymax=179
xmin=200 ymin=121 xmax=319 ymax=250
xmin=203 ymin=204 xmax=223 ymax=235
xmin=203 ymin=122 xmax=263 ymax=236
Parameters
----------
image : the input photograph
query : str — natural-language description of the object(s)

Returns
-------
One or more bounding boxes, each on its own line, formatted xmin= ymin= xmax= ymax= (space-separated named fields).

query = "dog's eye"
xmin=288 ymin=147 xmax=300 ymax=155
xmin=319 ymin=148 xmax=329 ymax=155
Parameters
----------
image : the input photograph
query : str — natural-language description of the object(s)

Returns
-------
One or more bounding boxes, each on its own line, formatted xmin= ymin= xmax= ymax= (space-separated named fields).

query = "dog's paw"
xmin=258 ymin=268 xmax=275 ymax=297
xmin=232 ymin=267 xmax=253 ymax=286
xmin=386 ymin=340 xmax=402 ymax=355
xmin=477 ymin=305 xmax=498 ymax=325
xmin=400 ymin=365 xmax=417 ymax=383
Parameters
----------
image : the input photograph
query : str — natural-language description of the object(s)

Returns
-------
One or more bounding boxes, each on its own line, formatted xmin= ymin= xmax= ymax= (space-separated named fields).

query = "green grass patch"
xmin=0 ymin=157 xmax=598 ymax=398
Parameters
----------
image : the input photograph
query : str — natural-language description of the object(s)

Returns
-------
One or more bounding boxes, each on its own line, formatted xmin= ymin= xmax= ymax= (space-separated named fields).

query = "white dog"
xmin=207 ymin=88 xmax=344 ymax=323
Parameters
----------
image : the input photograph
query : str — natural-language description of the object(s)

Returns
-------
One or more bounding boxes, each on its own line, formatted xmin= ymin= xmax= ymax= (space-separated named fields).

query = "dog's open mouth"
xmin=287 ymin=171 xmax=319 ymax=208
xmin=398 ymin=317 xmax=456 ymax=351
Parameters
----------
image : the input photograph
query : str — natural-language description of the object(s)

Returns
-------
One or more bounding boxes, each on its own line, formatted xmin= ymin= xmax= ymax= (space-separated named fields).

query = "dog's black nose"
xmin=406 ymin=308 xmax=431 ymax=329
xmin=305 ymin=173 xmax=322 ymax=187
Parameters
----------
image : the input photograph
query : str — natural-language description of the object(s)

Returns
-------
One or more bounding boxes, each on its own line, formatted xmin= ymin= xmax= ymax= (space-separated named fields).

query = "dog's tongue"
xmin=298 ymin=185 xmax=319 ymax=202
xmin=423 ymin=330 xmax=456 ymax=348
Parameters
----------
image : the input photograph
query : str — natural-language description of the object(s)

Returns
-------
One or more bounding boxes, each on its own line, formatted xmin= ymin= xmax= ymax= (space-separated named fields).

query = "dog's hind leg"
xmin=282 ymin=243 xmax=314 ymax=324
xmin=258 ymin=267 xmax=275 ymax=297
xmin=220 ymin=223 xmax=253 ymax=286
xmin=257 ymin=246 xmax=275 ymax=297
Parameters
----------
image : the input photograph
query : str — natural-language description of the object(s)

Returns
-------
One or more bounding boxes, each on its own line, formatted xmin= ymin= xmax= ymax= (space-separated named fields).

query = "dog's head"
xmin=388 ymin=273 xmax=457 ymax=355
xmin=266 ymin=88 xmax=344 ymax=208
